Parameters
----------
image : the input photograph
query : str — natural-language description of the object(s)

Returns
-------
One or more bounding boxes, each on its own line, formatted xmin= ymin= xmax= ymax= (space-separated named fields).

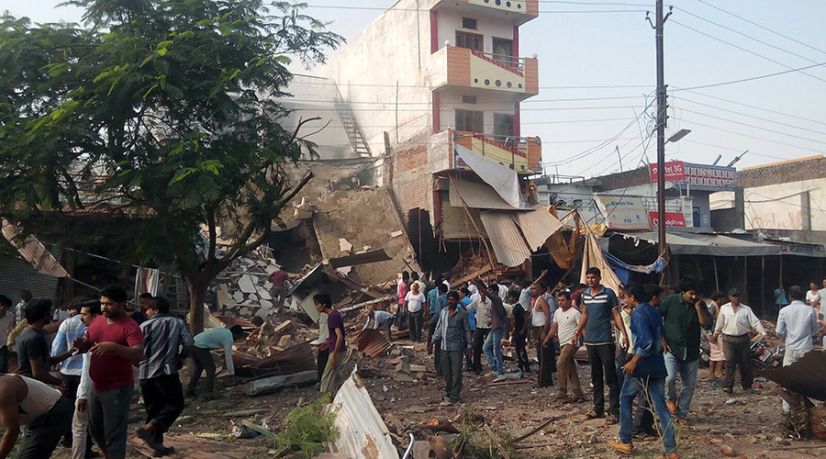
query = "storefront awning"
xmin=623 ymin=231 xmax=782 ymax=257
xmin=479 ymin=209 xmax=565 ymax=267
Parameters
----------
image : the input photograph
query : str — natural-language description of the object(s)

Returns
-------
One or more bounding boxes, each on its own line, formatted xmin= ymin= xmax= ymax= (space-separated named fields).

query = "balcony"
xmin=428 ymin=130 xmax=541 ymax=175
xmin=431 ymin=46 xmax=538 ymax=98
xmin=432 ymin=0 xmax=539 ymax=24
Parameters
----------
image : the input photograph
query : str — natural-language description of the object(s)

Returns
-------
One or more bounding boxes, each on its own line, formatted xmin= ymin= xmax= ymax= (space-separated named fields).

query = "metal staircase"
xmin=333 ymin=86 xmax=372 ymax=158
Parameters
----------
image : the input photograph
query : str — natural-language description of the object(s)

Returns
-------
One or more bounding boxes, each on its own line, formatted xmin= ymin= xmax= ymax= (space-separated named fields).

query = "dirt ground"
xmin=46 ymin=342 xmax=825 ymax=459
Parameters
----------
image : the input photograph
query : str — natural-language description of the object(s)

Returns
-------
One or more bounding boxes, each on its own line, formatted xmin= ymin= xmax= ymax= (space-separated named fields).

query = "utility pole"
xmin=648 ymin=2 xmax=672 ymax=264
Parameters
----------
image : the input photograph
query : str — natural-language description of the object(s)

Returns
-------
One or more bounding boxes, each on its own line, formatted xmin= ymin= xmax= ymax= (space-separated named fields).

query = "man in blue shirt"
xmin=187 ymin=325 xmax=245 ymax=398
xmin=611 ymin=284 xmax=677 ymax=459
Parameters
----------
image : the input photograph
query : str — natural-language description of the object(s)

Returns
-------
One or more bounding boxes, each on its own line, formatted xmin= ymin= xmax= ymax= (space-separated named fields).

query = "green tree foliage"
xmin=0 ymin=0 xmax=342 ymax=331
xmin=274 ymin=394 xmax=339 ymax=458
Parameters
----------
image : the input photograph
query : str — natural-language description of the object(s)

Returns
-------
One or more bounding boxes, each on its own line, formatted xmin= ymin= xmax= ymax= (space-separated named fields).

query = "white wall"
xmin=436 ymin=10 xmax=514 ymax=54
xmin=741 ymin=178 xmax=826 ymax=231
xmin=322 ymin=0 xmax=437 ymax=155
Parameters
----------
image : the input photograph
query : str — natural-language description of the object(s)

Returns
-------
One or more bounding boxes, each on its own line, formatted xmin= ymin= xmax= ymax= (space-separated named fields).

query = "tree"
xmin=0 ymin=0 xmax=342 ymax=332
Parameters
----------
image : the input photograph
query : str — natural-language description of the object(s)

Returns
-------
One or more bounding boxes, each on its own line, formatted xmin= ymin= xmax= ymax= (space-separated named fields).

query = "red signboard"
xmin=649 ymin=211 xmax=686 ymax=227
xmin=649 ymin=161 xmax=686 ymax=182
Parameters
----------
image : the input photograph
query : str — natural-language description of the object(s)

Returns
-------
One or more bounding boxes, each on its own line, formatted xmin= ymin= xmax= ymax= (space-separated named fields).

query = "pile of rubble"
xmin=214 ymin=245 xmax=290 ymax=319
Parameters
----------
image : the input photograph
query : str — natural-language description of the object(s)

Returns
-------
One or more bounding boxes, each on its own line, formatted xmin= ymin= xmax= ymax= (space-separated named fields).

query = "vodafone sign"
xmin=649 ymin=211 xmax=686 ymax=227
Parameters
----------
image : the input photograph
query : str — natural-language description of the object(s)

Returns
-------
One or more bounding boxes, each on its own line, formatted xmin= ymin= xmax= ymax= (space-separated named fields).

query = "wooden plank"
xmin=452 ymin=265 xmax=495 ymax=288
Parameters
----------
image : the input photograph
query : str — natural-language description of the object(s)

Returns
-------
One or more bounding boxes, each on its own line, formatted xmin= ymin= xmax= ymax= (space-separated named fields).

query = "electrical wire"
xmin=694 ymin=0 xmax=826 ymax=57
xmin=304 ymin=4 xmax=649 ymax=13
xmin=671 ymin=117 xmax=825 ymax=154
xmin=674 ymin=7 xmax=823 ymax=66
xmin=672 ymin=96 xmax=826 ymax=137
xmin=670 ymin=61 xmax=826 ymax=91
xmin=673 ymin=89 xmax=826 ymax=128
xmin=670 ymin=19 xmax=826 ymax=85
xmin=674 ymin=107 xmax=826 ymax=145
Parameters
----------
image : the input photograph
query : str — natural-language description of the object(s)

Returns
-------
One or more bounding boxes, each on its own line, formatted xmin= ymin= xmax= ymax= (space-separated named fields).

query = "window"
xmin=461 ymin=95 xmax=477 ymax=104
xmin=462 ymin=17 xmax=478 ymax=30
xmin=493 ymin=113 xmax=514 ymax=137
xmin=492 ymin=37 xmax=514 ymax=64
xmin=456 ymin=31 xmax=483 ymax=52
xmin=455 ymin=109 xmax=484 ymax=133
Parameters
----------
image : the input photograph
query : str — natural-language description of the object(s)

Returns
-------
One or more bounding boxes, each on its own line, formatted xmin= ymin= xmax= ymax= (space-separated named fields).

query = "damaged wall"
xmin=281 ymin=160 xmax=420 ymax=286
xmin=313 ymin=188 xmax=418 ymax=285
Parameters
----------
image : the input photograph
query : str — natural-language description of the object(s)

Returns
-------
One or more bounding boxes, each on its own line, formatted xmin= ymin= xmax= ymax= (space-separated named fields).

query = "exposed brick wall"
xmin=392 ymin=144 xmax=431 ymax=224
xmin=737 ymin=155 xmax=826 ymax=188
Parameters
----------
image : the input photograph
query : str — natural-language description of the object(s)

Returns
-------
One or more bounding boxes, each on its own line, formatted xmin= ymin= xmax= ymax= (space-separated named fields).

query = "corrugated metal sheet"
xmin=440 ymin=199 xmax=486 ymax=240
xmin=449 ymin=178 xmax=520 ymax=210
xmin=0 ymin=254 xmax=60 ymax=301
xmin=1 ymin=219 xmax=69 ymax=278
xmin=626 ymin=231 xmax=782 ymax=257
xmin=479 ymin=211 xmax=532 ymax=267
xmin=759 ymin=350 xmax=826 ymax=401
xmin=513 ymin=208 xmax=564 ymax=250
xmin=332 ymin=372 xmax=399 ymax=459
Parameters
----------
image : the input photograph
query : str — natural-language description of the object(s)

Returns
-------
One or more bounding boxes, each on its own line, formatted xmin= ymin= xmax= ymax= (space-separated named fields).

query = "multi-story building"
xmin=322 ymin=0 xmax=550 ymax=271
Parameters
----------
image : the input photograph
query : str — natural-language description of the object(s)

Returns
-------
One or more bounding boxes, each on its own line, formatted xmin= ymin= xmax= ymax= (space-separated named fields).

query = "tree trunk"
xmin=187 ymin=277 xmax=207 ymax=335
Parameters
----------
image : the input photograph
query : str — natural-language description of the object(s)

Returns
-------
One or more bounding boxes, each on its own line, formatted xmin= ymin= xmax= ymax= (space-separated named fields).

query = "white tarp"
xmin=580 ymin=230 xmax=623 ymax=293
xmin=455 ymin=144 xmax=521 ymax=208
xmin=449 ymin=177 xmax=520 ymax=210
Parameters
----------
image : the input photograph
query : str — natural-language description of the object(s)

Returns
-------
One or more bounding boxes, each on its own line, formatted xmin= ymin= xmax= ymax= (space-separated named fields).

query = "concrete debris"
xmin=389 ymin=230 xmax=403 ymax=238
xmin=243 ymin=370 xmax=318 ymax=396
xmin=339 ymin=238 xmax=353 ymax=254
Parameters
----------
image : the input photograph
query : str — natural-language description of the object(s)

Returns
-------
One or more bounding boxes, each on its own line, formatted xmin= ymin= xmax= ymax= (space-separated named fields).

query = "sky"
xmin=3 ymin=0 xmax=826 ymax=178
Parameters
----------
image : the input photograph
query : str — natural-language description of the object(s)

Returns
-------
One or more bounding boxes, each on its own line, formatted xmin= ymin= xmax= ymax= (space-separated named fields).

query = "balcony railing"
xmin=435 ymin=46 xmax=538 ymax=96
xmin=452 ymin=130 xmax=541 ymax=174
xmin=472 ymin=50 xmax=525 ymax=76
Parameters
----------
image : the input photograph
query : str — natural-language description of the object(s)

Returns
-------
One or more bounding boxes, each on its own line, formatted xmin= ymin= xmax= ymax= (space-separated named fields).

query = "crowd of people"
xmin=0 ymin=286 xmax=245 ymax=459
xmin=364 ymin=269 xmax=826 ymax=459
xmin=0 ymin=269 xmax=824 ymax=458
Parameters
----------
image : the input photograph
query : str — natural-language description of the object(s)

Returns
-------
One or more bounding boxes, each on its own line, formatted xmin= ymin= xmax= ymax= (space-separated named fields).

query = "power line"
xmin=290 ymin=79 xmax=652 ymax=90
xmin=305 ymin=4 xmax=649 ymax=13
xmin=679 ymin=139 xmax=789 ymax=162
xmin=672 ymin=117 xmax=826 ymax=154
xmin=673 ymin=88 xmax=826 ymax=129
xmin=694 ymin=0 xmax=826 ymax=57
xmin=672 ymin=96 xmax=826 ymax=137
xmin=670 ymin=19 xmax=826 ymax=85
xmin=670 ymin=61 xmax=826 ymax=91
xmin=282 ymin=95 xmax=649 ymax=106
xmin=288 ymin=105 xmax=647 ymax=112
xmin=675 ymin=7 xmax=822 ymax=65
xmin=674 ymin=107 xmax=826 ymax=145
xmin=285 ymin=117 xmax=633 ymax=130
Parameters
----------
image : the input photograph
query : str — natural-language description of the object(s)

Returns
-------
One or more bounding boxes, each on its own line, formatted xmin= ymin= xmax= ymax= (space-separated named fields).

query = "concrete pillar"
xmin=801 ymin=190 xmax=812 ymax=232
xmin=734 ymin=187 xmax=745 ymax=230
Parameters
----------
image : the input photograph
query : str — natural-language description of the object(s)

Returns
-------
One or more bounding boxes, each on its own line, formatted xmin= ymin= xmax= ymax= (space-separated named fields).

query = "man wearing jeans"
xmin=611 ymin=284 xmax=678 ymax=459
xmin=79 ymin=285 xmax=144 ymax=459
xmin=573 ymin=267 xmax=627 ymax=423
xmin=776 ymin=285 xmax=821 ymax=436
xmin=713 ymin=288 xmax=765 ymax=395
xmin=483 ymin=284 xmax=506 ymax=380
xmin=428 ymin=292 xmax=471 ymax=405
xmin=659 ymin=276 xmax=711 ymax=426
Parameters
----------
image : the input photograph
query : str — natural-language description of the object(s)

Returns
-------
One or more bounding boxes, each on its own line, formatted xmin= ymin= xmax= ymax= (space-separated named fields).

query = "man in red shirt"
xmin=78 ymin=285 xmax=144 ymax=459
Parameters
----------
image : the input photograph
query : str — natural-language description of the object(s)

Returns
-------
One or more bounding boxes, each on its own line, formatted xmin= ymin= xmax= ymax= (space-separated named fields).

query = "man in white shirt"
xmin=548 ymin=291 xmax=583 ymax=402
xmin=405 ymin=283 xmax=427 ymax=343
xmin=713 ymin=289 xmax=765 ymax=395
xmin=776 ymin=285 xmax=821 ymax=436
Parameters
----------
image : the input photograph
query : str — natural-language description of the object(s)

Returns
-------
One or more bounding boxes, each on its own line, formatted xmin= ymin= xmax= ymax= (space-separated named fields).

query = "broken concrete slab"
xmin=238 ymin=275 xmax=256 ymax=294
xmin=243 ymin=370 xmax=317 ymax=396
xmin=339 ymin=238 xmax=353 ymax=254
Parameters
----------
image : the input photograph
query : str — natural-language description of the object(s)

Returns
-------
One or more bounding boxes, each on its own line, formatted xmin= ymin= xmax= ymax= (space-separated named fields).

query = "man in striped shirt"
xmin=136 ymin=296 xmax=193 ymax=456
xmin=51 ymin=301 xmax=86 ymax=448
xmin=573 ymin=267 xmax=628 ymax=424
